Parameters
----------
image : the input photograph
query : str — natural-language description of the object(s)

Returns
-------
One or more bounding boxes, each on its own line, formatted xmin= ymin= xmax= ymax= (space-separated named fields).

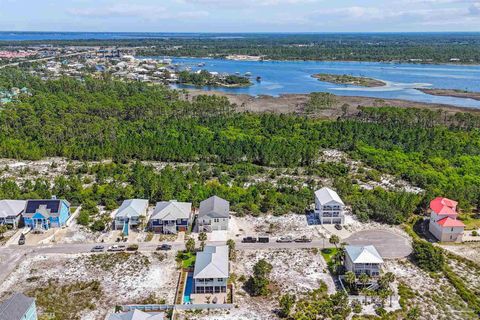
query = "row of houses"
xmin=113 ymin=196 xmax=230 ymax=235
xmin=0 ymin=198 xmax=71 ymax=231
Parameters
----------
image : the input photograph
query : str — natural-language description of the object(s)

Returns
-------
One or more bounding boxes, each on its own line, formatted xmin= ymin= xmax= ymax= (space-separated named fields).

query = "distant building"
xmin=344 ymin=245 xmax=384 ymax=277
xmin=22 ymin=198 xmax=70 ymax=231
xmin=192 ymin=245 xmax=229 ymax=302
xmin=114 ymin=199 xmax=149 ymax=233
xmin=428 ymin=197 xmax=465 ymax=242
xmin=314 ymin=187 xmax=345 ymax=224
xmin=0 ymin=200 xmax=26 ymax=228
xmin=149 ymin=200 xmax=192 ymax=234
xmin=108 ymin=309 xmax=164 ymax=320
xmin=0 ymin=292 xmax=37 ymax=320
xmin=197 ymin=196 xmax=230 ymax=232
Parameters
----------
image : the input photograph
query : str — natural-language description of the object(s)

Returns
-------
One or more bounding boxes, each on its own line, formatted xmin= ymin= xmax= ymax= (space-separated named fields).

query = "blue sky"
xmin=1 ymin=0 xmax=479 ymax=32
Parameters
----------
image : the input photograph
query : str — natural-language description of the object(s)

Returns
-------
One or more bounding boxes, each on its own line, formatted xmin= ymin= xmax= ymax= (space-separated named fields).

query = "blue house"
xmin=0 ymin=292 xmax=37 ymax=320
xmin=23 ymin=198 xmax=70 ymax=231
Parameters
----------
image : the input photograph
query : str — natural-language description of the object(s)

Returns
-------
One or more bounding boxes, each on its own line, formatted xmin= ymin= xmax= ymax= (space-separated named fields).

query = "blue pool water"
xmin=166 ymin=57 xmax=480 ymax=108
xmin=183 ymin=274 xmax=194 ymax=304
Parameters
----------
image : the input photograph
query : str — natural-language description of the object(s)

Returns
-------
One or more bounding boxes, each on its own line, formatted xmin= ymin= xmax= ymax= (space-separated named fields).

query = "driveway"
xmin=345 ymin=229 xmax=412 ymax=259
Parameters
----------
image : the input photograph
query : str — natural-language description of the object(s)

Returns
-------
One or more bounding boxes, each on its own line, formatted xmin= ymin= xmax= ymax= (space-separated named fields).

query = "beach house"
xmin=0 ymin=200 xmax=26 ymax=228
xmin=428 ymin=197 xmax=465 ymax=242
xmin=197 ymin=196 xmax=229 ymax=232
xmin=22 ymin=197 xmax=70 ymax=231
xmin=314 ymin=187 xmax=345 ymax=224
xmin=344 ymin=245 xmax=384 ymax=278
xmin=149 ymin=200 xmax=192 ymax=234
xmin=0 ymin=292 xmax=37 ymax=320
xmin=114 ymin=199 xmax=149 ymax=234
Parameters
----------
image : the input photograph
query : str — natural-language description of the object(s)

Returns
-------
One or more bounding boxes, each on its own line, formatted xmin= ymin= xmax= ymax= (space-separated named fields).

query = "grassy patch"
xmin=176 ymin=251 xmax=196 ymax=269
xmin=76 ymin=252 xmax=151 ymax=273
xmin=320 ymin=247 xmax=339 ymax=264
xmin=27 ymin=280 xmax=103 ymax=320
xmin=459 ymin=213 xmax=480 ymax=230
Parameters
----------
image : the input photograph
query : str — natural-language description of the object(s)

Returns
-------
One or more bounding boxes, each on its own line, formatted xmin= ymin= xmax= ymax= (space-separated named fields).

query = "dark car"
xmin=18 ymin=234 xmax=26 ymax=245
xmin=91 ymin=245 xmax=105 ymax=252
xmin=258 ymin=236 xmax=270 ymax=243
xmin=335 ymin=224 xmax=343 ymax=230
xmin=157 ymin=244 xmax=172 ymax=251
xmin=127 ymin=244 xmax=139 ymax=251
xmin=294 ymin=236 xmax=312 ymax=243
xmin=242 ymin=236 xmax=257 ymax=243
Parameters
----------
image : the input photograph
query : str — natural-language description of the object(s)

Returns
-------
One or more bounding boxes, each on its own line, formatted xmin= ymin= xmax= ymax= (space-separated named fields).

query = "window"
xmin=217 ymin=278 xmax=223 ymax=282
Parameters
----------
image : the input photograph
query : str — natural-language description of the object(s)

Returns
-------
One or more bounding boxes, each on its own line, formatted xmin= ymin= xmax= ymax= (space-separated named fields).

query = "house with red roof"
xmin=428 ymin=197 xmax=465 ymax=242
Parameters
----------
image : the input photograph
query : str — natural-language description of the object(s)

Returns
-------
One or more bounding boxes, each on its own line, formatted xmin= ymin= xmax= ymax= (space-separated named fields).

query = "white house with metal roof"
xmin=314 ymin=187 xmax=345 ymax=225
xmin=344 ymin=245 xmax=384 ymax=277
xmin=149 ymin=200 xmax=192 ymax=234
xmin=108 ymin=309 xmax=164 ymax=320
xmin=197 ymin=196 xmax=230 ymax=232
xmin=0 ymin=292 xmax=37 ymax=320
xmin=192 ymin=245 xmax=229 ymax=301
xmin=0 ymin=200 xmax=26 ymax=228
xmin=114 ymin=199 xmax=149 ymax=232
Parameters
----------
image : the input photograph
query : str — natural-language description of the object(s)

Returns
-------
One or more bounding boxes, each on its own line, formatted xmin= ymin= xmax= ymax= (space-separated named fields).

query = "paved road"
xmin=0 ymin=51 xmax=94 ymax=69
xmin=345 ymin=229 xmax=412 ymax=259
xmin=0 ymin=239 xmax=331 ymax=283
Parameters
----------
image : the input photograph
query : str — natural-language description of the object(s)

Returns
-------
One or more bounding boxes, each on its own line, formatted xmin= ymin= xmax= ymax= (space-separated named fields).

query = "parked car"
xmin=242 ymin=236 xmax=257 ymax=243
xmin=157 ymin=244 xmax=172 ymax=251
xmin=335 ymin=224 xmax=342 ymax=230
xmin=127 ymin=244 xmax=139 ymax=251
xmin=18 ymin=234 xmax=25 ymax=245
xmin=258 ymin=236 xmax=270 ymax=243
xmin=91 ymin=245 xmax=105 ymax=252
xmin=276 ymin=236 xmax=293 ymax=243
xmin=294 ymin=236 xmax=312 ymax=243
xmin=107 ymin=245 xmax=126 ymax=252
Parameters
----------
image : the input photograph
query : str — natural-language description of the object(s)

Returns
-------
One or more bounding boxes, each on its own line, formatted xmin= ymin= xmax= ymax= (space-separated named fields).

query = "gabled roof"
xmin=437 ymin=217 xmax=465 ymax=228
xmin=0 ymin=292 xmax=35 ymax=320
xmin=345 ymin=245 xmax=384 ymax=264
xmin=193 ymin=245 xmax=229 ymax=279
xmin=116 ymin=199 xmax=149 ymax=219
xmin=430 ymin=197 xmax=458 ymax=216
xmin=150 ymin=201 xmax=191 ymax=220
xmin=198 ymin=196 xmax=229 ymax=219
xmin=0 ymin=200 xmax=26 ymax=218
xmin=315 ymin=187 xmax=344 ymax=206
xmin=23 ymin=199 xmax=70 ymax=219
xmin=108 ymin=310 xmax=164 ymax=320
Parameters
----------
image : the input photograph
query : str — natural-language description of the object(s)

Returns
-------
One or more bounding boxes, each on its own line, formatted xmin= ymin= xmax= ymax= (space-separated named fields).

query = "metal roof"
xmin=314 ymin=187 xmax=344 ymax=206
xmin=115 ymin=199 xmax=149 ymax=219
xmin=108 ymin=310 xmax=164 ymax=320
xmin=150 ymin=201 xmax=191 ymax=220
xmin=0 ymin=292 xmax=35 ymax=320
xmin=198 ymin=196 xmax=229 ymax=219
xmin=193 ymin=245 xmax=229 ymax=279
xmin=0 ymin=200 xmax=26 ymax=218
xmin=345 ymin=245 xmax=384 ymax=264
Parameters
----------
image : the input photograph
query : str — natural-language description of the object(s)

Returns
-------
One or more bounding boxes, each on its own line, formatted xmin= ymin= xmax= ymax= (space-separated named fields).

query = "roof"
xmin=151 ymin=201 xmax=191 ymax=220
xmin=437 ymin=217 xmax=465 ymax=228
xmin=315 ymin=187 xmax=344 ymax=206
xmin=0 ymin=292 xmax=35 ymax=320
xmin=430 ymin=197 xmax=458 ymax=216
xmin=345 ymin=245 xmax=384 ymax=264
xmin=193 ymin=245 xmax=229 ymax=279
xmin=108 ymin=310 xmax=164 ymax=320
xmin=23 ymin=199 xmax=70 ymax=219
xmin=198 ymin=196 xmax=230 ymax=219
xmin=0 ymin=200 xmax=26 ymax=218
xmin=116 ymin=199 xmax=149 ymax=219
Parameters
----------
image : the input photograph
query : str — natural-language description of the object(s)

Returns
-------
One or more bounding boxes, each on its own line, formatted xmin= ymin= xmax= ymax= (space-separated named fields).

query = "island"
xmin=312 ymin=73 xmax=386 ymax=87
xmin=418 ymin=88 xmax=480 ymax=101
xmin=178 ymin=70 xmax=252 ymax=88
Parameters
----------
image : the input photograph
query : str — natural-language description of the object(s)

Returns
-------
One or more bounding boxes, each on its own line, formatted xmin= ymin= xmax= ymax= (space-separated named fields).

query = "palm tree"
xmin=329 ymin=235 xmax=340 ymax=248
xmin=345 ymin=271 xmax=356 ymax=291
xmin=359 ymin=273 xmax=370 ymax=304
xmin=198 ymin=232 xmax=207 ymax=250
xmin=379 ymin=272 xmax=395 ymax=306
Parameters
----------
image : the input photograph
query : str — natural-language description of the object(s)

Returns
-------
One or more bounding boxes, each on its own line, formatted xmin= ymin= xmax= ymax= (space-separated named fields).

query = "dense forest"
xmin=1 ymin=68 xmax=480 ymax=224
xmin=2 ymin=33 xmax=480 ymax=63
xmin=178 ymin=70 xmax=251 ymax=87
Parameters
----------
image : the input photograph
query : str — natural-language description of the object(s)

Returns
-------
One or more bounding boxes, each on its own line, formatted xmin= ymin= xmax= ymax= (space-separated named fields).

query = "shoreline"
xmin=312 ymin=73 xmax=386 ymax=88
xmin=417 ymin=88 xmax=480 ymax=102
xmin=183 ymin=89 xmax=480 ymax=119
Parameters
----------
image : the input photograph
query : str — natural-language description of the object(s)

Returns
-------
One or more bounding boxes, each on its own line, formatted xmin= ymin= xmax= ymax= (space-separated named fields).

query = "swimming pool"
xmin=183 ymin=273 xmax=194 ymax=304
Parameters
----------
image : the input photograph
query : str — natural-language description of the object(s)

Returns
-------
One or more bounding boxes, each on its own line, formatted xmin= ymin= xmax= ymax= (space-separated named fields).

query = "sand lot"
xmin=0 ymin=252 xmax=178 ymax=320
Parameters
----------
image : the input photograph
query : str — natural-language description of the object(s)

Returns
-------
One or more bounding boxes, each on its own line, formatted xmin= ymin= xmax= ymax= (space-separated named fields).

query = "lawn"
xmin=177 ymin=251 xmax=196 ymax=269
xmin=321 ymin=247 xmax=339 ymax=264
xmin=459 ymin=213 xmax=480 ymax=230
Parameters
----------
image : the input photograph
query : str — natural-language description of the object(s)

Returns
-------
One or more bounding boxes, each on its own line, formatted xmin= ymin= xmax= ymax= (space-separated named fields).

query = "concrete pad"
xmin=345 ymin=229 xmax=412 ymax=259
xmin=209 ymin=230 xmax=228 ymax=242
xmin=322 ymin=224 xmax=352 ymax=240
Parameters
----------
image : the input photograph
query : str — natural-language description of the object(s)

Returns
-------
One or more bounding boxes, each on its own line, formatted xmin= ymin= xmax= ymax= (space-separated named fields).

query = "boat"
xmin=197 ymin=62 xmax=205 ymax=67
xmin=256 ymin=76 xmax=262 ymax=82
xmin=245 ymin=72 xmax=252 ymax=77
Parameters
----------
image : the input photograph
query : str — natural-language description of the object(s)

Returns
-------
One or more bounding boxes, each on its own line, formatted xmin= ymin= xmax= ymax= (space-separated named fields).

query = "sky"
xmin=0 ymin=0 xmax=480 ymax=32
